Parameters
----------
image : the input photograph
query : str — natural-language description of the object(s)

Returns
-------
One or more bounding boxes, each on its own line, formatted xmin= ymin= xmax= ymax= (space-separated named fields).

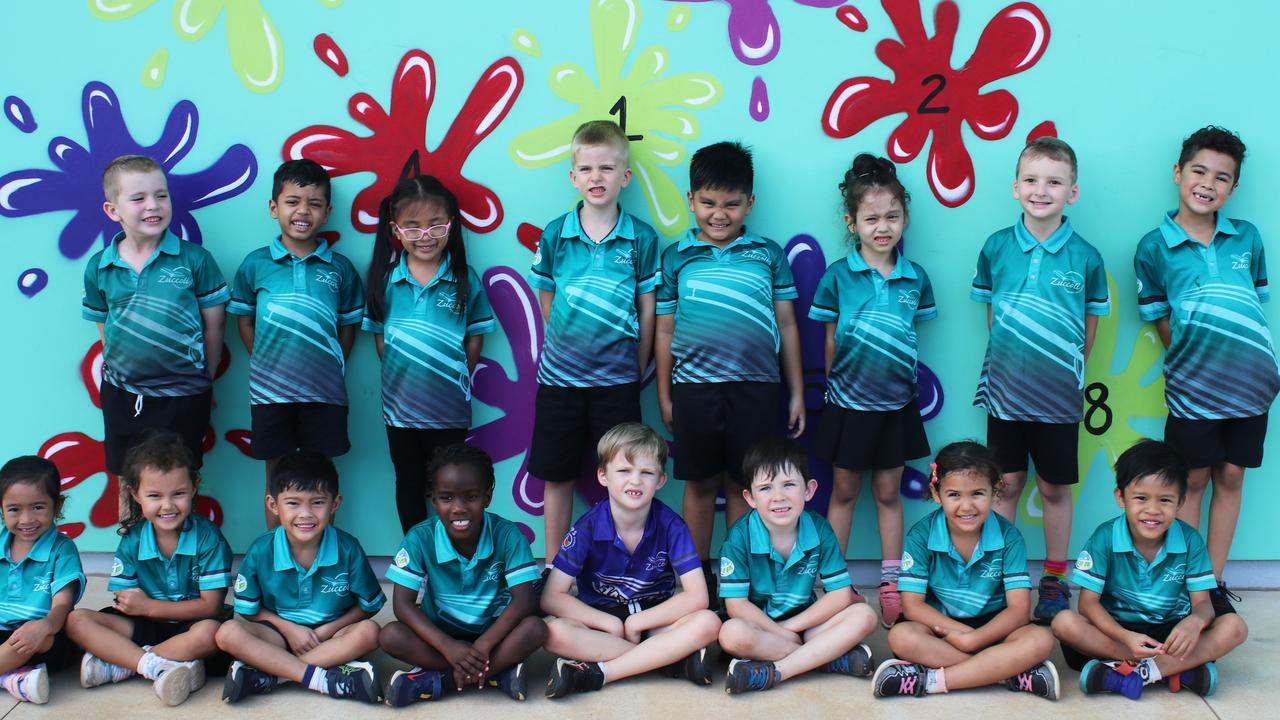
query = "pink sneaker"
xmin=879 ymin=581 xmax=902 ymax=628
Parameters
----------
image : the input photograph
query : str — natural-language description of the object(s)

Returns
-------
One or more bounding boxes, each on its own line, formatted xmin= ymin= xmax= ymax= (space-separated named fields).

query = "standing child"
xmin=810 ymin=153 xmax=937 ymax=627
xmin=873 ymin=441 xmax=1060 ymax=700
xmin=364 ymin=176 xmax=495 ymax=532
xmin=718 ymin=438 xmax=879 ymax=694
xmin=971 ymin=137 xmax=1109 ymax=621
xmin=541 ymin=423 xmax=721 ymax=698
xmin=656 ymin=141 xmax=805 ymax=590
xmin=1052 ymin=440 xmax=1247 ymax=699
xmin=214 ymin=450 xmax=385 ymax=704
xmin=1134 ymin=126 xmax=1278 ymax=614
xmin=528 ymin=120 xmax=660 ymax=567
xmin=65 ymin=432 xmax=232 ymax=706
xmin=0 ymin=456 xmax=86 ymax=704
xmin=379 ymin=444 xmax=547 ymax=705
xmin=228 ymin=159 xmax=364 ymax=527
xmin=82 ymin=154 xmax=228 ymax=476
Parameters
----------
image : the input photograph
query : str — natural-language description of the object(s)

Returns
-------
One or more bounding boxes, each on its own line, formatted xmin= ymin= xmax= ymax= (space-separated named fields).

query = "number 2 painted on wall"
xmin=609 ymin=96 xmax=645 ymax=141
xmin=917 ymin=75 xmax=950 ymax=115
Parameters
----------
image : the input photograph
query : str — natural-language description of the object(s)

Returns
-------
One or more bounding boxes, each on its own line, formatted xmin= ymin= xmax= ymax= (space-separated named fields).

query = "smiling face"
xmin=1175 ymin=148 xmax=1237 ymax=220
xmin=393 ymin=199 xmax=451 ymax=267
xmin=1012 ymin=154 xmax=1078 ymax=225
xmin=1117 ymin=473 xmax=1183 ymax=545
xmin=103 ymin=169 xmax=172 ymax=243
xmin=1 ymin=481 xmax=56 ymax=545
xmin=848 ymin=187 xmax=906 ymax=263
xmin=132 ymin=465 xmax=194 ymax=535
xmin=270 ymin=181 xmax=331 ymax=246
xmin=268 ymin=487 xmax=340 ymax=545
xmin=570 ymin=142 xmax=631 ymax=210
xmin=431 ymin=463 xmax=492 ymax=547
xmin=744 ymin=463 xmax=817 ymax=531
xmin=598 ymin=451 xmax=666 ymax=512
xmin=688 ymin=186 xmax=754 ymax=245
xmin=932 ymin=470 xmax=995 ymax=537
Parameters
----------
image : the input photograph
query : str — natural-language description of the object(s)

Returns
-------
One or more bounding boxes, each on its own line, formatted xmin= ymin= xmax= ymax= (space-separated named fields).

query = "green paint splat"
xmin=140 ymin=48 xmax=169 ymax=88
xmin=666 ymin=4 xmax=691 ymax=32
xmin=512 ymin=28 xmax=541 ymax=57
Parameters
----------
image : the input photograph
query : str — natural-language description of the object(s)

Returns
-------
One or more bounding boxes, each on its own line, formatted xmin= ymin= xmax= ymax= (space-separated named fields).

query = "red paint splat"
xmin=284 ymin=50 xmax=523 ymax=234
xmin=195 ymin=495 xmax=223 ymax=526
xmin=516 ymin=223 xmax=542 ymax=253
xmin=81 ymin=341 xmax=104 ymax=408
xmin=1026 ymin=120 xmax=1057 ymax=141
xmin=59 ymin=523 xmax=86 ymax=539
xmin=836 ymin=5 xmax=868 ymax=31
xmin=823 ymin=0 xmax=1050 ymax=207
xmin=39 ymin=432 xmax=104 ymax=492
xmin=318 ymin=230 xmax=341 ymax=246
xmin=90 ymin=474 xmax=120 ymax=527
xmin=215 ymin=345 xmax=231 ymax=379
xmin=201 ymin=427 xmax=215 ymax=453
xmin=314 ymin=34 xmax=349 ymax=77
xmin=225 ymin=429 xmax=254 ymax=457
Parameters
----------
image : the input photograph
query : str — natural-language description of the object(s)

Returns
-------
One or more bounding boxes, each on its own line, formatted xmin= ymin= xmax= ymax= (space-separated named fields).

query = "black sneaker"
xmin=703 ymin=561 xmax=725 ymax=619
xmin=387 ymin=667 xmax=444 ymax=706
xmin=1210 ymin=583 xmax=1240 ymax=616
xmin=823 ymin=643 xmax=873 ymax=677
xmin=725 ymin=659 xmax=778 ymax=694
xmin=1175 ymin=662 xmax=1217 ymax=697
xmin=1003 ymin=661 xmax=1060 ymax=700
xmin=489 ymin=663 xmax=527 ymax=701
xmin=544 ymin=658 xmax=604 ymax=699
xmin=662 ymin=647 xmax=712 ymax=685
xmin=323 ymin=661 xmax=379 ymax=703
xmin=872 ymin=660 xmax=926 ymax=698
xmin=221 ymin=661 xmax=275 ymax=704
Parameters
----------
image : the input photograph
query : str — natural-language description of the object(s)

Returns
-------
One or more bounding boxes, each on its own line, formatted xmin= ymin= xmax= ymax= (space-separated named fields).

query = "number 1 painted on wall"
xmin=609 ymin=96 xmax=644 ymax=141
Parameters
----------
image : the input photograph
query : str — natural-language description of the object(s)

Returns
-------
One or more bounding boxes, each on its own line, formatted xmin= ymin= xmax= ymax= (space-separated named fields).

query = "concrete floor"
xmin=3 ymin=576 xmax=1270 ymax=719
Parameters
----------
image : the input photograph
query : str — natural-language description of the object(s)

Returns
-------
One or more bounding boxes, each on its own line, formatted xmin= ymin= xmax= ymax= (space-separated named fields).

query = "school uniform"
xmin=718 ymin=510 xmax=852 ymax=620
xmin=0 ymin=527 xmax=85 ymax=670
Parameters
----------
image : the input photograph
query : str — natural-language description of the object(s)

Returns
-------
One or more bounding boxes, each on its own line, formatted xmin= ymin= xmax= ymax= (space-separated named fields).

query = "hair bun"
xmin=848 ymin=153 xmax=897 ymax=183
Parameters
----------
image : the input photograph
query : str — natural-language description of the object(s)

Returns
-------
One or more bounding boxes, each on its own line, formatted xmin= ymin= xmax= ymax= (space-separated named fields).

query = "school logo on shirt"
xmin=157 ymin=266 xmax=193 ymax=289
xmin=394 ymin=548 xmax=410 ymax=568
xmin=111 ymin=557 xmax=124 ymax=577
xmin=898 ymin=289 xmax=920 ymax=309
xmin=613 ymin=249 xmax=637 ymax=267
xmin=1050 ymin=270 xmax=1084 ymax=293
xmin=1136 ymin=278 xmax=1143 ymax=295
xmin=900 ymin=552 xmax=914 ymax=572
xmin=1160 ymin=563 xmax=1187 ymax=583
xmin=978 ymin=561 xmax=1001 ymax=580
xmin=1232 ymin=252 xmax=1252 ymax=270
xmin=720 ymin=557 xmax=735 ymax=577
xmin=740 ymin=249 xmax=771 ymax=263
xmin=319 ymin=573 xmax=350 ymax=595
xmin=314 ymin=270 xmax=340 ymax=292
xmin=483 ymin=562 xmax=504 ymax=583
xmin=435 ymin=291 xmax=462 ymax=315
xmin=235 ymin=574 xmax=248 ymax=593
xmin=532 ymin=250 xmax=542 ymax=266
xmin=32 ymin=572 xmax=52 ymax=593
xmin=798 ymin=558 xmax=818 ymax=577
xmin=644 ymin=551 xmax=668 ymax=572
xmin=1075 ymin=551 xmax=1094 ymax=572
xmin=561 ymin=528 xmax=577 ymax=550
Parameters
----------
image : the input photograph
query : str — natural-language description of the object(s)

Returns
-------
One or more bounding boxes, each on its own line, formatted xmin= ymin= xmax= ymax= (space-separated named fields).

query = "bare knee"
xmin=1187 ymin=468 xmax=1211 ymax=493
xmin=1213 ymin=465 xmax=1245 ymax=493
xmin=1215 ymin=614 xmax=1249 ymax=649
xmin=683 ymin=609 xmax=722 ymax=645
xmin=517 ymin=616 xmax=549 ymax=645
xmin=886 ymin=622 xmax=924 ymax=658
xmin=831 ymin=471 xmax=861 ymax=505
xmin=188 ymin=619 xmax=221 ymax=648
xmin=214 ymin=619 xmax=247 ymax=652
xmin=1037 ymin=481 xmax=1072 ymax=506
xmin=1050 ymin=609 xmax=1084 ymax=642
xmin=349 ymin=619 xmax=381 ymax=652
xmin=718 ymin=618 xmax=757 ymax=656
xmin=1018 ymin=625 xmax=1055 ymax=658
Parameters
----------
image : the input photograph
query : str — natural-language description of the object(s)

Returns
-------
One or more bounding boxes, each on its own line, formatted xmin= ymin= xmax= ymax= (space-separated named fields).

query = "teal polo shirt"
xmin=898 ymin=509 xmax=1031 ymax=619
xmin=971 ymin=217 xmax=1109 ymax=423
xmin=530 ymin=205 xmax=661 ymax=387
xmin=228 ymin=238 xmax=364 ymax=406
xmin=657 ymin=229 xmax=799 ymax=384
xmin=718 ymin=510 xmax=851 ymax=620
xmin=1072 ymin=515 xmax=1216 ymax=625
xmin=1134 ymin=212 xmax=1279 ymax=419
xmin=386 ymin=512 xmax=540 ymax=637
xmin=0 ymin=527 xmax=85 ymax=630
xmin=363 ymin=255 xmax=494 ymax=429
xmin=233 ymin=525 xmax=385 ymax=627
xmin=108 ymin=515 xmax=231 ymax=602
xmin=82 ymin=232 xmax=229 ymax=396
xmin=809 ymin=251 xmax=937 ymax=410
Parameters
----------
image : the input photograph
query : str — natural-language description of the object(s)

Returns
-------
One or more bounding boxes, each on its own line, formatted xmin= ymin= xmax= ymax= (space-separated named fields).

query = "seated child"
xmin=874 ymin=441 xmax=1059 ymax=700
xmin=66 ymin=432 xmax=232 ymax=706
xmin=0 ymin=456 xmax=85 ymax=705
xmin=1052 ymin=439 xmax=1248 ymax=699
xmin=718 ymin=438 xmax=879 ymax=694
xmin=379 ymin=444 xmax=547 ymax=705
xmin=214 ymin=450 xmax=385 ymax=704
xmin=541 ymin=422 xmax=721 ymax=698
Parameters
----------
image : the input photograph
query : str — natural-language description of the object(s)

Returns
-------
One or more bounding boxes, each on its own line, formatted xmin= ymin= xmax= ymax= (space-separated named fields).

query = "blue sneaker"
xmin=1079 ymin=659 xmax=1143 ymax=700
xmin=386 ymin=667 xmax=444 ymax=707
xmin=221 ymin=661 xmax=276 ymax=704
xmin=725 ymin=659 xmax=779 ymax=694
xmin=1177 ymin=662 xmax=1217 ymax=697
xmin=823 ymin=644 xmax=873 ymax=677
xmin=1033 ymin=576 xmax=1071 ymax=623
xmin=489 ymin=663 xmax=527 ymax=701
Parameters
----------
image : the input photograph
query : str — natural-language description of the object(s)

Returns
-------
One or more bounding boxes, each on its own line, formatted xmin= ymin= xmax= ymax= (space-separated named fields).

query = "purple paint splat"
xmin=4 ymin=96 xmax=36 ymax=133
xmin=749 ymin=76 xmax=770 ymax=121
xmin=916 ymin=363 xmax=943 ymax=421
xmin=0 ymin=82 xmax=257 ymax=259
xmin=901 ymin=465 xmax=928 ymax=500
xmin=516 ymin=521 xmax=535 ymax=545
xmin=678 ymin=0 xmax=842 ymax=66
xmin=17 ymin=268 xmax=47 ymax=297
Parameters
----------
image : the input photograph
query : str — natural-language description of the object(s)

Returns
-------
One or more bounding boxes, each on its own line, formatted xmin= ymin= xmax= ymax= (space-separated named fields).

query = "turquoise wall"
xmin=2 ymin=0 xmax=1277 ymax=559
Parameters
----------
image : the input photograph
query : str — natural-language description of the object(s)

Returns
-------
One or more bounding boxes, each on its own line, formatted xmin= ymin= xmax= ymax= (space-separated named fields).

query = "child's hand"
xmin=660 ymin=396 xmax=674 ymax=433
xmin=280 ymin=622 xmax=322 ymax=655
xmin=441 ymin=639 xmax=489 ymax=691
xmin=935 ymin=626 xmax=980 ymax=654
xmin=113 ymin=589 xmax=153 ymax=617
xmin=623 ymin=614 xmax=646 ymax=644
xmin=1163 ymin=617 xmax=1205 ymax=660
xmin=786 ymin=394 xmax=806 ymax=438
xmin=1122 ymin=630 xmax=1163 ymax=659
xmin=6 ymin=619 xmax=51 ymax=655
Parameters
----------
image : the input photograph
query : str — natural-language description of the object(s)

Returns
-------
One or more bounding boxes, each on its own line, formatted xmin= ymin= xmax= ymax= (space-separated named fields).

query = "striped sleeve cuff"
xmin=655 ymin=299 xmax=677 ymax=315
xmin=106 ymin=577 xmax=138 ymax=592
xmin=361 ymin=317 xmax=384 ymax=334
xmin=970 ymin=286 xmax=992 ymax=303
xmin=1071 ymin=568 xmax=1105 ymax=594
xmin=1085 ymin=298 xmax=1111 ymax=316
xmin=358 ymin=591 xmax=386 ymax=613
xmin=505 ymin=561 xmax=540 ymax=587
xmin=198 ymin=571 xmax=231 ymax=590
xmin=638 ymin=271 xmax=660 ymax=295
xmin=226 ymin=300 xmax=255 ymax=316
xmin=772 ymin=284 xmax=799 ymax=300
xmin=719 ymin=578 xmax=750 ymax=598
xmin=1002 ymin=571 xmax=1032 ymax=591
xmin=897 ymin=574 xmax=928 ymax=594
xmin=466 ymin=316 xmax=496 ymax=336
xmin=1138 ymin=299 xmax=1170 ymax=321
xmin=81 ymin=304 xmax=108 ymax=323
xmin=386 ymin=565 xmax=424 ymax=591
xmin=807 ymin=304 xmax=838 ymax=322
xmin=820 ymin=569 xmax=852 ymax=592
xmin=197 ymin=284 xmax=230 ymax=308
xmin=1186 ymin=571 xmax=1217 ymax=593
xmin=233 ymin=598 xmax=261 ymax=616
xmin=337 ymin=307 xmax=364 ymax=325
xmin=528 ymin=269 xmax=554 ymax=291
xmin=914 ymin=305 xmax=938 ymax=322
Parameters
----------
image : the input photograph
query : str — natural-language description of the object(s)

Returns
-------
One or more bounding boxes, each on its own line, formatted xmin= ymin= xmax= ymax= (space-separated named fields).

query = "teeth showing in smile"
xmin=451 ymin=519 xmax=471 ymax=529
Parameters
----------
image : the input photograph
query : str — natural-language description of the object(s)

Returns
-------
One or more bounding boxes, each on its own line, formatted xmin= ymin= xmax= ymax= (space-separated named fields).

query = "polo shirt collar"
xmin=747 ymin=510 xmax=819 ymax=570
xmin=592 ymin=501 xmax=659 ymax=544
xmin=138 ymin=516 xmax=198 ymax=561
xmin=845 ymin=248 xmax=917 ymax=280
xmin=1158 ymin=210 xmax=1238 ymax=248
xmin=432 ymin=512 xmax=495 ymax=569
xmin=1014 ymin=216 xmax=1073 ymax=254
xmin=926 ymin=510 xmax=1005 ymax=565
xmin=2 ymin=525 xmax=59 ymax=564
xmin=389 ymin=253 xmax=455 ymax=290
xmin=561 ymin=202 xmax=637 ymax=244
xmin=270 ymin=235 xmax=333 ymax=263
xmin=676 ymin=227 xmax=766 ymax=251
xmin=272 ymin=524 xmax=339 ymax=575
xmin=98 ymin=231 xmax=181 ymax=269
xmin=1111 ymin=514 xmax=1186 ymax=563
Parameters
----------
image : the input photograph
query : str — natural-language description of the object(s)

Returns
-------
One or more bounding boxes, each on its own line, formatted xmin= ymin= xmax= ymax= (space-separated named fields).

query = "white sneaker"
xmin=153 ymin=665 xmax=193 ymax=706
xmin=184 ymin=659 xmax=205 ymax=692
xmin=12 ymin=665 xmax=49 ymax=704
xmin=80 ymin=651 xmax=134 ymax=688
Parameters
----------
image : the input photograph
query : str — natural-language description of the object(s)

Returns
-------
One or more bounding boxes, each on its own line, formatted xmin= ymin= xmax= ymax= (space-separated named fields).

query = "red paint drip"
xmin=58 ymin=523 xmax=86 ymax=539
xmin=81 ymin=341 xmax=104 ymax=408
xmin=836 ymin=5 xmax=868 ymax=31
xmin=195 ymin=495 xmax=224 ymax=526
xmin=1026 ymin=120 xmax=1057 ymax=141
xmin=517 ymin=222 xmax=542 ymax=253
xmin=90 ymin=474 xmax=120 ymax=527
xmin=314 ymin=34 xmax=349 ymax=77
xmin=225 ymin=429 xmax=254 ymax=457
xmin=39 ymin=432 xmax=105 ymax=492
xmin=318 ymin=230 xmax=341 ymax=246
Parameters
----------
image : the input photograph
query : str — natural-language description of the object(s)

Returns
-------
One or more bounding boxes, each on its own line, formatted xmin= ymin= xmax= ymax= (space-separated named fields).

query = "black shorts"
xmin=386 ymin=426 xmax=469 ymax=532
xmin=592 ymin=596 xmax=668 ymax=621
xmin=814 ymin=399 xmax=930 ymax=470
xmin=1165 ymin=413 xmax=1268 ymax=469
xmin=672 ymin=382 xmax=780 ymax=485
xmin=101 ymin=382 xmax=211 ymax=475
xmin=1060 ymin=616 xmax=1184 ymax=671
xmin=0 ymin=628 xmax=77 ymax=671
xmin=249 ymin=402 xmax=350 ymax=460
xmin=248 ymin=618 xmax=323 ymax=655
xmin=527 ymin=383 xmax=641 ymax=482
xmin=956 ymin=610 xmax=1001 ymax=629
xmin=987 ymin=416 xmax=1079 ymax=485
xmin=101 ymin=604 xmax=232 ymax=647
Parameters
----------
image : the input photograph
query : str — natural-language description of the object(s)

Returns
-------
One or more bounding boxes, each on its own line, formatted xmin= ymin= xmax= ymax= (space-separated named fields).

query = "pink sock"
xmin=1043 ymin=559 xmax=1069 ymax=579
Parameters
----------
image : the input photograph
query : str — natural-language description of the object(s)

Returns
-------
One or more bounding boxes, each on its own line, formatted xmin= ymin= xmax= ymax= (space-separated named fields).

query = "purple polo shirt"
xmin=552 ymin=498 xmax=700 ymax=608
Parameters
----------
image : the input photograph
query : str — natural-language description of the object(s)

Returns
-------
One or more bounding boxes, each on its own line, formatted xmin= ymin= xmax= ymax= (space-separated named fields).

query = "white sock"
xmin=137 ymin=652 xmax=166 ymax=680
xmin=1135 ymin=658 xmax=1163 ymax=685
xmin=925 ymin=667 xmax=947 ymax=694
xmin=597 ymin=661 xmax=609 ymax=685
xmin=305 ymin=665 xmax=329 ymax=693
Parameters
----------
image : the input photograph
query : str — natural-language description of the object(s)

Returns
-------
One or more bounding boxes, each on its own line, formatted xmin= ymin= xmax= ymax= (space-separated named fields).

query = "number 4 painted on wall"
xmin=609 ymin=96 xmax=644 ymax=141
